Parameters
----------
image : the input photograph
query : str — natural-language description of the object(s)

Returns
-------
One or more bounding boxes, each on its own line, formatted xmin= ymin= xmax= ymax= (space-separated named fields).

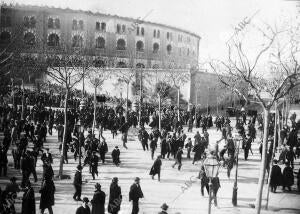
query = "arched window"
xmin=153 ymin=43 xmax=159 ymax=53
xmin=72 ymin=20 xmax=77 ymax=30
xmin=29 ymin=16 xmax=36 ymax=28
xmin=136 ymin=26 xmax=140 ymax=35
xmin=116 ymin=39 xmax=126 ymax=50
xmin=136 ymin=63 xmax=145 ymax=68
xmin=55 ymin=18 xmax=60 ymax=29
xmin=94 ymin=59 xmax=106 ymax=68
xmin=116 ymin=24 xmax=121 ymax=33
xmin=0 ymin=31 xmax=11 ymax=44
xmin=141 ymin=27 xmax=144 ymax=36
xmin=157 ymin=30 xmax=160 ymax=38
xmin=72 ymin=35 xmax=83 ymax=47
xmin=153 ymin=30 xmax=156 ymax=38
xmin=48 ymin=18 xmax=54 ymax=28
xmin=96 ymin=22 xmax=100 ymax=30
xmin=95 ymin=37 xmax=105 ymax=49
xmin=47 ymin=33 xmax=59 ymax=47
xmin=116 ymin=61 xmax=127 ymax=68
xmin=136 ymin=41 xmax=144 ymax=51
xmin=122 ymin=25 xmax=126 ymax=33
xmin=167 ymin=44 xmax=172 ymax=54
xmin=24 ymin=32 xmax=35 ymax=45
xmin=187 ymin=48 xmax=190 ymax=56
xmin=101 ymin=22 xmax=106 ymax=31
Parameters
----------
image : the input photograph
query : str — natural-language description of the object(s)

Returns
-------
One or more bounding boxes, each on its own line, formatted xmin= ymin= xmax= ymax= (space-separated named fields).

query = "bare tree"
xmin=209 ymin=20 xmax=300 ymax=213
xmin=46 ymin=50 xmax=84 ymax=178
xmin=116 ymin=68 xmax=136 ymax=122
xmin=165 ymin=69 xmax=190 ymax=122
xmin=88 ymin=67 xmax=110 ymax=133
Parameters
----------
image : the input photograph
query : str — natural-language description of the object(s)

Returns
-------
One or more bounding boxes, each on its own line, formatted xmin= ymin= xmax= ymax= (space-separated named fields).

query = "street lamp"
xmin=78 ymin=99 xmax=85 ymax=166
xmin=203 ymin=155 xmax=220 ymax=214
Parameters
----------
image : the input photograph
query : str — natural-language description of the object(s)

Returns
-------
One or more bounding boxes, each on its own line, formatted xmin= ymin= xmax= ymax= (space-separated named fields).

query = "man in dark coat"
xmin=242 ymin=136 xmax=252 ymax=161
xmin=129 ymin=177 xmax=144 ymax=214
xmin=199 ymin=165 xmax=209 ymax=196
xmin=73 ymin=165 xmax=83 ymax=201
xmin=185 ymin=138 xmax=193 ymax=159
xmin=39 ymin=179 xmax=55 ymax=214
xmin=76 ymin=197 xmax=91 ymax=214
xmin=149 ymin=133 xmax=158 ymax=160
xmin=282 ymin=163 xmax=294 ymax=191
xmin=91 ymin=183 xmax=106 ymax=214
xmin=160 ymin=137 xmax=168 ymax=159
xmin=172 ymin=147 xmax=183 ymax=170
xmin=270 ymin=159 xmax=282 ymax=193
xmin=0 ymin=147 xmax=8 ymax=177
xmin=112 ymin=146 xmax=121 ymax=166
xmin=21 ymin=181 xmax=35 ymax=214
xmin=99 ymin=139 xmax=108 ymax=164
xmin=108 ymin=177 xmax=122 ymax=214
xmin=149 ymin=155 xmax=162 ymax=181
xmin=90 ymin=151 xmax=99 ymax=180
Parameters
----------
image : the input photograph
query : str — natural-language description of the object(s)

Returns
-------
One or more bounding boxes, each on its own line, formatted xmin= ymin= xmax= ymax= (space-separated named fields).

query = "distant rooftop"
xmin=1 ymin=3 xmax=201 ymax=40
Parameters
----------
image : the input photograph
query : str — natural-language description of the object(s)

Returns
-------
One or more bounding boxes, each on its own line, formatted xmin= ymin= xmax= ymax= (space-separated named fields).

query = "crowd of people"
xmin=0 ymin=88 xmax=300 ymax=214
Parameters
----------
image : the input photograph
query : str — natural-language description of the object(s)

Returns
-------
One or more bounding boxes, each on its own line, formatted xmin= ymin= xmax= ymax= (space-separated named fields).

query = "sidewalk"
xmin=0 ymin=124 xmax=299 ymax=214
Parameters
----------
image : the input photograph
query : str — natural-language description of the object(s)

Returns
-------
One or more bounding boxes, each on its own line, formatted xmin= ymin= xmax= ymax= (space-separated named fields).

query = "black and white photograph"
xmin=0 ymin=0 xmax=299 ymax=213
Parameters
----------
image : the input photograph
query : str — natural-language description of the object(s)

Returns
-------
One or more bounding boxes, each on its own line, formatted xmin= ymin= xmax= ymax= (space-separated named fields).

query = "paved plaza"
xmin=0 ymin=123 xmax=299 ymax=214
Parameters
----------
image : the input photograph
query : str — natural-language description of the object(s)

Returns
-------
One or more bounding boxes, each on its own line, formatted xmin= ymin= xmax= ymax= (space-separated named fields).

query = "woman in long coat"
xmin=91 ymin=183 xmax=106 ymax=214
xmin=149 ymin=155 xmax=162 ymax=181
xmin=40 ymin=179 xmax=55 ymax=214
xmin=270 ymin=160 xmax=282 ymax=193
xmin=282 ymin=163 xmax=294 ymax=191
xmin=22 ymin=181 xmax=35 ymax=214
xmin=108 ymin=177 xmax=122 ymax=214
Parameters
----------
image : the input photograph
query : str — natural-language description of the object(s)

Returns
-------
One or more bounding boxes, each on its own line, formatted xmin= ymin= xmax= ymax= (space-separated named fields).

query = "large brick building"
xmin=0 ymin=4 xmax=200 ymax=69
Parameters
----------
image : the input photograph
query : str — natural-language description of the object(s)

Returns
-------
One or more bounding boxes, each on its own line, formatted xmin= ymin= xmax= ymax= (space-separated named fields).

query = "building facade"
xmin=0 ymin=4 xmax=200 ymax=70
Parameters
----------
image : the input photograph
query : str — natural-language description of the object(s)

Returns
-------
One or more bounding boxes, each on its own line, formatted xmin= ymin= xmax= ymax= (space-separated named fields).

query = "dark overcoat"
xmin=91 ymin=190 xmax=106 ymax=214
xmin=21 ymin=187 xmax=35 ymax=214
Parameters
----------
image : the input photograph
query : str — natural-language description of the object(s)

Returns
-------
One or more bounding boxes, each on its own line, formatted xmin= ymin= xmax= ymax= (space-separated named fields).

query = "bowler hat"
xmin=82 ymin=197 xmax=89 ymax=203
xmin=95 ymin=183 xmax=101 ymax=190
xmin=77 ymin=165 xmax=83 ymax=170
xmin=134 ymin=177 xmax=140 ymax=182
xmin=161 ymin=203 xmax=169 ymax=210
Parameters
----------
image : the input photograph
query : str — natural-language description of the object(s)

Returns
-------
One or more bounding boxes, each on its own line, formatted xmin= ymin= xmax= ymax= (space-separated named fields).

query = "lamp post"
xmin=203 ymin=155 xmax=220 ymax=214
xmin=78 ymin=99 xmax=85 ymax=166
xmin=232 ymin=135 xmax=242 ymax=206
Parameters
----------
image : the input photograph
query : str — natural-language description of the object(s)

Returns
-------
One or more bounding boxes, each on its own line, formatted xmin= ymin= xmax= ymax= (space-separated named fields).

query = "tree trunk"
xmin=266 ymin=102 xmax=277 ymax=209
xmin=158 ymin=94 xmax=161 ymax=131
xmin=126 ymin=82 xmax=129 ymax=122
xmin=177 ymin=87 xmax=180 ymax=122
xmin=92 ymin=86 xmax=97 ymax=134
xmin=255 ymin=107 xmax=270 ymax=213
xmin=58 ymin=89 xmax=69 ymax=178
xmin=21 ymin=80 xmax=25 ymax=120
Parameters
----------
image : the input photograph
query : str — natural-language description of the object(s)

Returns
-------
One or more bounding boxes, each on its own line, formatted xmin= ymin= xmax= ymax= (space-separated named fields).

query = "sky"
xmin=3 ymin=0 xmax=299 ymax=63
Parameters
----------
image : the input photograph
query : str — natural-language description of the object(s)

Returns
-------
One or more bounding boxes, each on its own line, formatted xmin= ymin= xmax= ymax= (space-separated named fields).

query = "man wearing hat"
xmin=129 ymin=177 xmax=144 ymax=214
xmin=90 ymin=151 xmax=99 ymax=180
xmin=91 ymin=183 xmax=106 ymax=214
xmin=172 ymin=147 xmax=183 ymax=170
xmin=108 ymin=177 xmax=122 ymax=214
xmin=41 ymin=148 xmax=53 ymax=164
xmin=73 ymin=165 xmax=83 ymax=201
xmin=76 ymin=197 xmax=91 ymax=214
xmin=112 ymin=146 xmax=121 ymax=166
xmin=158 ymin=203 xmax=169 ymax=214
xmin=5 ymin=177 xmax=20 ymax=196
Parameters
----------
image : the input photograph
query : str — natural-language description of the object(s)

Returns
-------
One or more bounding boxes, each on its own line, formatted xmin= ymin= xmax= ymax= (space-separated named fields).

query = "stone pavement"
xmin=0 ymin=123 xmax=299 ymax=214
